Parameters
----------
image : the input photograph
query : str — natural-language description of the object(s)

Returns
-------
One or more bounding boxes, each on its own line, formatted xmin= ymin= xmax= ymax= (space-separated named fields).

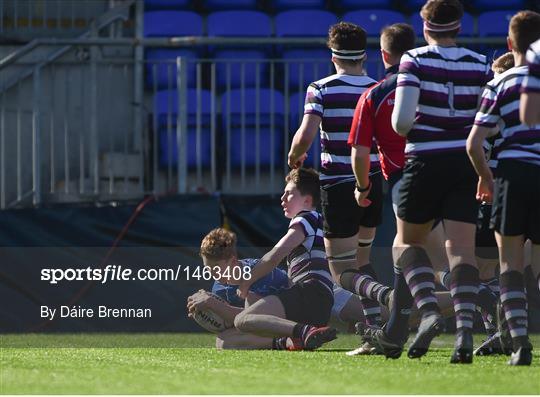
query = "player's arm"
xmin=288 ymin=114 xmax=321 ymax=168
xmin=467 ymin=125 xmax=497 ymax=203
xmin=348 ymin=91 xmax=374 ymax=206
xmin=392 ymin=53 xmax=420 ymax=136
xmin=520 ymin=92 xmax=540 ymax=125
xmin=237 ymin=225 xmax=305 ymax=298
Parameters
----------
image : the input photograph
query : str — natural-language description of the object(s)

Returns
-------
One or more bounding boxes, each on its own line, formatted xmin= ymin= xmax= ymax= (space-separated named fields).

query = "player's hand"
xmin=236 ymin=279 xmax=252 ymax=300
xmin=354 ymin=186 xmax=372 ymax=207
xmin=476 ymin=176 xmax=493 ymax=203
xmin=186 ymin=290 xmax=213 ymax=315
xmin=288 ymin=152 xmax=307 ymax=169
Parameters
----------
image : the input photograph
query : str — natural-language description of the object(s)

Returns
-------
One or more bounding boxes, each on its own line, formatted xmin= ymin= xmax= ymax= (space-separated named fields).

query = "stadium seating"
xmin=289 ymin=92 xmax=320 ymax=167
xmin=474 ymin=0 xmax=526 ymax=12
xmin=365 ymin=49 xmax=384 ymax=79
xmin=145 ymin=49 xmax=198 ymax=89
xmin=144 ymin=0 xmax=192 ymax=10
xmin=221 ymin=88 xmax=285 ymax=167
xmin=281 ymin=49 xmax=333 ymax=90
xmin=154 ymin=89 xmax=213 ymax=168
xmin=275 ymin=10 xmax=338 ymax=37
xmin=143 ymin=11 xmax=203 ymax=37
xmin=411 ymin=11 xmax=475 ymax=36
xmin=404 ymin=0 xmax=426 ymax=11
xmin=208 ymin=11 xmax=272 ymax=88
xmin=339 ymin=0 xmax=393 ymax=10
xmin=343 ymin=10 xmax=406 ymax=36
xmin=273 ymin=0 xmax=327 ymax=11
xmin=478 ymin=11 xmax=514 ymax=36
xmin=203 ymin=0 xmax=259 ymax=10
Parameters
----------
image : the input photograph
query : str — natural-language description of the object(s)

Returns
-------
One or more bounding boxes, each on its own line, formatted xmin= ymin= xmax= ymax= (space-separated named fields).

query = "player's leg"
xmin=216 ymin=328 xmax=274 ymax=350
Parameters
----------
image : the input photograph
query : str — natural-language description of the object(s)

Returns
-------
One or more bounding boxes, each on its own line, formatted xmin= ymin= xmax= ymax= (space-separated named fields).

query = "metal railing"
xmin=0 ymin=32 xmax=507 ymax=208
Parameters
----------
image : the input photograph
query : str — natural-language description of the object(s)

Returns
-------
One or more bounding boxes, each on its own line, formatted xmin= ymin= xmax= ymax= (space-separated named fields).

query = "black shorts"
xmin=490 ymin=159 xmax=540 ymax=243
xmin=276 ymin=280 xmax=334 ymax=326
xmin=475 ymin=203 xmax=498 ymax=259
xmin=397 ymin=152 xmax=479 ymax=225
xmin=320 ymin=173 xmax=383 ymax=238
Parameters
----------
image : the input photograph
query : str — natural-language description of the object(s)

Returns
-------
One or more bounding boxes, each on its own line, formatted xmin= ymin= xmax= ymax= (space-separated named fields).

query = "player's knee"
xmin=233 ymin=311 xmax=250 ymax=332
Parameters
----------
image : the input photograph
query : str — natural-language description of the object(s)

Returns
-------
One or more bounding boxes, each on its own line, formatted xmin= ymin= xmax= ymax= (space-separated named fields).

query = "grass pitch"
xmin=1 ymin=333 xmax=539 ymax=394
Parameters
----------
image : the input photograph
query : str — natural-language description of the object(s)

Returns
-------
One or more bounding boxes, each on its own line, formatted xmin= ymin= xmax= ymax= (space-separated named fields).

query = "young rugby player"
xmin=229 ymin=168 xmax=337 ymax=350
xmin=389 ymin=0 xmax=492 ymax=363
xmin=287 ymin=22 xmax=392 ymax=344
xmin=520 ymin=38 xmax=540 ymax=125
xmin=467 ymin=10 xmax=540 ymax=366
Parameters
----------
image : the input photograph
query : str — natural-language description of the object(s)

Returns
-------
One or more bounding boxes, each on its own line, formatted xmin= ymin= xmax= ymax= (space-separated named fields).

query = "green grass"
xmin=1 ymin=333 xmax=540 ymax=394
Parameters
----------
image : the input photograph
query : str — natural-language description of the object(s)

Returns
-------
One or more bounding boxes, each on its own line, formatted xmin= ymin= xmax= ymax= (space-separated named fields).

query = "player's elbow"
xmin=391 ymin=114 xmax=412 ymax=137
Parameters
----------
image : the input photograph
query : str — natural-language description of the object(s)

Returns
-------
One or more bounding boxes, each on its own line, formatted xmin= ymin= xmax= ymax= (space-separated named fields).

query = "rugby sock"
xmin=439 ymin=270 xmax=451 ymax=290
xmin=340 ymin=265 xmax=391 ymax=326
xmin=500 ymin=271 xmax=530 ymax=350
xmin=450 ymin=264 xmax=479 ymax=332
xmin=272 ymin=337 xmax=288 ymax=350
xmin=292 ymin=323 xmax=312 ymax=340
xmin=400 ymin=247 xmax=440 ymax=315
xmin=385 ymin=266 xmax=414 ymax=343
xmin=477 ymin=279 xmax=498 ymax=334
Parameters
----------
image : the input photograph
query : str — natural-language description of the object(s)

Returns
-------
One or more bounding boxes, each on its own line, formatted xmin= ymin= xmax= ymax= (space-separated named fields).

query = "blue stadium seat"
xmin=144 ymin=0 xmax=192 ymax=10
xmin=343 ymin=10 xmax=406 ymax=36
xmin=281 ymin=49 xmax=333 ymax=90
xmin=478 ymin=11 xmax=513 ymax=37
xmin=339 ymin=0 xmax=393 ymax=11
xmin=154 ymin=89 xmax=213 ymax=168
xmin=143 ymin=11 xmax=203 ymax=37
xmin=207 ymin=11 xmax=272 ymax=37
xmin=411 ymin=11 xmax=475 ymax=36
xmin=273 ymin=0 xmax=326 ymax=10
xmin=365 ymin=49 xmax=384 ymax=80
xmin=474 ymin=0 xmax=526 ymax=12
xmin=203 ymin=0 xmax=259 ymax=10
xmin=145 ymin=49 xmax=198 ymax=89
xmin=404 ymin=0 xmax=426 ymax=11
xmin=213 ymin=50 xmax=268 ymax=88
xmin=221 ymin=88 xmax=285 ymax=167
xmin=289 ymin=92 xmax=320 ymax=168
xmin=275 ymin=10 xmax=338 ymax=37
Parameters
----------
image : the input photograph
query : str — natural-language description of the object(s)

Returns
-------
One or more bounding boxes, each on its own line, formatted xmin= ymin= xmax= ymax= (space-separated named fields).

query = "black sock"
xmin=385 ymin=266 xmax=413 ymax=343
xmin=450 ymin=264 xmax=479 ymax=332
xmin=500 ymin=271 xmax=530 ymax=350
xmin=399 ymin=246 xmax=440 ymax=315
xmin=272 ymin=337 xmax=287 ymax=350
xmin=292 ymin=323 xmax=311 ymax=340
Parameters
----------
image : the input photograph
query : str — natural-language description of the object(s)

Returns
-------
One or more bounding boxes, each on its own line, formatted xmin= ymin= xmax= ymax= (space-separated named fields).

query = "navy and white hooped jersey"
xmin=475 ymin=65 xmax=540 ymax=166
xmin=287 ymin=210 xmax=333 ymax=293
xmin=304 ymin=74 xmax=377 ymax=187
xmin=212 ymin=258 xmax=289 ymax=307
xmin=397 ymin=45 xmax=492 ymax=157
xmin=522 ymin=38 xmax=540 ymax=94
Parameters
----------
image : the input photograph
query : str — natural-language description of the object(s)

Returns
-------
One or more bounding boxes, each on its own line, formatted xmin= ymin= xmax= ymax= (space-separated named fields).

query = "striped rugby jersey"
xmin=304 ymin=73 xmax=377 ymax=187
xmin=521 ymin=38 xmax=540 ymax=93
xmin=475 ymin=65 xmax=540 ymax=166
xmin=287 ymin=210 xmax=333 ymax=294
xmin=397 ymin=45 xmax=492 ymax=157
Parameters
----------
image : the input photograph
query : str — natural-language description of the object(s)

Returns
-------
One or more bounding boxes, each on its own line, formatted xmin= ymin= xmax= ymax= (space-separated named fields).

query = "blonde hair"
xmin=199 ymin=228 xmax=237 ymax=261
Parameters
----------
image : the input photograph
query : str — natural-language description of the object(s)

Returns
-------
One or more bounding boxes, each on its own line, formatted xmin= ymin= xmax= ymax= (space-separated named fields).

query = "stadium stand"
xmin=145 ymin=48 xmax=199 ymax=89
xmin=474 ymin=0 xmax=527 ymax=11
xmin=478 ymin=11 xmax=515 ymax=36
xmin=203 ymin=0 xmax=260 ymax=10
xmin=273 ymin=0 xmax=327 ymax=11
xmin=339 ymin=0 xmax=393 ymax=10
xmin=221 ymin=88 xmax=285 ymax=167
xmin=144 ymin=0 xmax=192 ymax=10
xmin=275 ymin=10 xmax=338 ymax=37
xmin=289 ymin=92 xmax=320 ymax=168
xmin=143 ymin=11 xmax=204 ymax=37
xmin=342 ymin=9 xmax=406 ymax=36
xmin=155 ymin=89 xmax=213 ymax=168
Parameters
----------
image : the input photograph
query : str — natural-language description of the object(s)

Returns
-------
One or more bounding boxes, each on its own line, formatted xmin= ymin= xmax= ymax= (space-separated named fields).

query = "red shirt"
xmin=348 ymin=66 xmax=405 ymax=180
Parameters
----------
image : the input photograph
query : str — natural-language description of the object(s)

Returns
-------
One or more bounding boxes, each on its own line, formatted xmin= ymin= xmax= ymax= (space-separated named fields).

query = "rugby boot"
xmin=408 ymin=312 xmax=443 ymax=359
xmin=450 ymin=329 xmax=473 ymax=364
xmin=508 ymin=347 xmax=532 ymax=366
xmin=357 ymin=322 xmax=403 ymax=359
xmin=302 ymin=326 xmax=337 ymax=350
xmin=474 ymin=331 xmax=506 ymax=356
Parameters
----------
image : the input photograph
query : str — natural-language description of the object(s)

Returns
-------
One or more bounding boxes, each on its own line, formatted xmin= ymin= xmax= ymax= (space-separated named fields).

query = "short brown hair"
xmin=381 ymin=23 xmax=416 ymax=58
xmin=200 ymin=228 xmax=237 ymax=261
xmin=421 ymin=0 xmax=463 ymax=39
xmin=491 ymin=52 xmax=514 ymax=74
xmin=327 ymin=22 xmax=367 ymax=67
xmin=285 ymin=168 xmax=320 ymax=207
xmin=509 ymin=11 xmax=540 ymax=54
